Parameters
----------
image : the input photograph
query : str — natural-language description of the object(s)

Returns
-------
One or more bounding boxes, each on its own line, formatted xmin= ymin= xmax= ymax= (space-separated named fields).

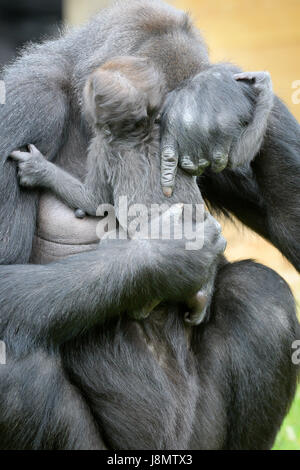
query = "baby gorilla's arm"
xmin=10 ymin=145 xmax=98 ymax=216
xmin=231 ymin=71 xmax=274 ymax=167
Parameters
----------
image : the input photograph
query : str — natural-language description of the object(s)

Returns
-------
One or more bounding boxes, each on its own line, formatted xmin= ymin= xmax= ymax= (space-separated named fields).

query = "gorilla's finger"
xmin=28 ymin=144 xmax=41 ymax=156
xmin=197 ymin=158 xmax=210 ymax=175
xmin=180 ymin=156 xmax=210 ymax=176
xmin=211 ymin=150 xmax=228 ymax=173
xmin=184 ymin=310 xmax=206 ymax=326
xmin=184 ymin=290 xmax=209 ymax=326
xmin=234 ymin=71 xmax=271 ymax=84
xmin=161 ymin=142 xmax=179 ymax=197
xmin=180 ymin=155 xmax=198 ymax=174
xmin=234 ymin=72 xmax=256 ymax=83
xmin=10 ymin=151 xmax=31 ymax=162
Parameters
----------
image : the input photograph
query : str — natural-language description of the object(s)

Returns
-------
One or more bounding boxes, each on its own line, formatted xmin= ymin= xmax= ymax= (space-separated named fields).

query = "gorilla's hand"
xmin=160 ymin=67 xmax=273 ymax=196
xmin=129 ymin=210 xmax=226 ymax=323
xmin=10 ymin=144 xmax=49 ymax=188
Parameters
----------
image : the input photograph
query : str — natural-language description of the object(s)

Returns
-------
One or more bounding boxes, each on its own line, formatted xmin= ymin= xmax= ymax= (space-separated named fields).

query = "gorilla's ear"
xmin=83 ymin=56 xmax=166 ymax=126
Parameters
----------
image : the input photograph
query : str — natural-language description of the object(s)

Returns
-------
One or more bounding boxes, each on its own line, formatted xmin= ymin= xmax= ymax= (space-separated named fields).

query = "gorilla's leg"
xmin=190 ymin=260 xmax=299 ymax=450
xmin=61 ymin=312 xmax=199 ymax=451
xmin=0 ymin=350 xmax=105 ymax=449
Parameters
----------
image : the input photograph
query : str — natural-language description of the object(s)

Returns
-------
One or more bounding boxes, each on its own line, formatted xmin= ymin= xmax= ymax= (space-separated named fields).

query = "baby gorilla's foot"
xmin=10 ymin=144 xmax=48 ymax=188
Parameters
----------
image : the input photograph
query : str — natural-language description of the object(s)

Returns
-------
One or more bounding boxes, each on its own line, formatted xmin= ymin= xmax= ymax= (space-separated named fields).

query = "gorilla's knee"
xmin=203 ymin=260 xmax=299 ymax=449
xmin=213 ymin=260 xmax=298 ymax=339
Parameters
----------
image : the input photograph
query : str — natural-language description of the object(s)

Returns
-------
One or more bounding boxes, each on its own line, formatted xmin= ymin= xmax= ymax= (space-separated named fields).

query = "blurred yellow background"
xmin=65 ymin=0 xmax=300 ymax=303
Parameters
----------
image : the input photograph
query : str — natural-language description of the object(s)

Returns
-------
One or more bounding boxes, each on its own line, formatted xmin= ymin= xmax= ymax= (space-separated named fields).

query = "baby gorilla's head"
xmin=83 ymin=56 xmax=166 ymax=138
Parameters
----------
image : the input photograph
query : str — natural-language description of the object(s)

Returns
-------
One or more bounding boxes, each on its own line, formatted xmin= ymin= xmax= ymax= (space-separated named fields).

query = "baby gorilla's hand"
xmin=10 ymin=144 xmax=48 ymax=188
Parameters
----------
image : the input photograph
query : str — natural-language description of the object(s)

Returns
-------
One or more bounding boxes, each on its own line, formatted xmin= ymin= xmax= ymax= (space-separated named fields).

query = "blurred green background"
xmin=274 ymin=385 xmax=300 ymax=450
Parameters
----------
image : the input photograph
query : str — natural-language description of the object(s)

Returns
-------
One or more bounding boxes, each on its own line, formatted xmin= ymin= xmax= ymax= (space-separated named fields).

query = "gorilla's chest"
xmin=30 ymin=192 xmax=101 ymax=264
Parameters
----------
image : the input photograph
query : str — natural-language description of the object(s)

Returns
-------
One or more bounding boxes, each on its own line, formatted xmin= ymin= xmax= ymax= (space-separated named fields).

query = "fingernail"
xmin=162 ymin=187 xmax=173 ymax=197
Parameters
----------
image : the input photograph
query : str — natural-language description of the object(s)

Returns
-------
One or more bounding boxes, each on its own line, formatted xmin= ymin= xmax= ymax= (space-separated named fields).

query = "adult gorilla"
xmin=0 ymin=0 xmax=299 ymax=450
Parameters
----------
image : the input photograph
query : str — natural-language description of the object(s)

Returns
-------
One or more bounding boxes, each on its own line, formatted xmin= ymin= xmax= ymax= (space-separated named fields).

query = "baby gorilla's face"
xmin=161 ymin=66 xmax=255 ymax=174
xmin=83 ymin=56 xmax=166 ymax=140
xmin=105 ymin=74 xmax=164 ymax=140
xmin=109 ymin=101 xmax=161 ymax=139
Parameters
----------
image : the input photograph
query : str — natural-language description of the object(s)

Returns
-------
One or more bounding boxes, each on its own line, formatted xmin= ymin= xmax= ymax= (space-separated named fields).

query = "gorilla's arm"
xmin=0 ymin=46 xmax=70 ymax=264
xmin=200 ymin=97 xmax=300 ymax=272
xmin=0 ymin=217 xmax=225 ymax=354
xmin=160 ymin=66 xmax=300 ymax=272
